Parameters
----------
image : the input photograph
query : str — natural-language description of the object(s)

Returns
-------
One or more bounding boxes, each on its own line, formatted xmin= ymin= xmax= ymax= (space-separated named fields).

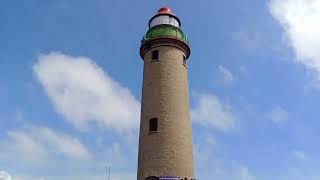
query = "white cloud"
xmin=269 ymin=0 xmax=320 ymax=82
xmin=238 ymin=166 xmax=256 ymax=180
xmin=194 ymin=134 xmax=217 ymax=163
xmin=193 ymin=137 xmax=258 ymax=180
xmin=192 ymin=94 xmax=237 ymax=132
xmin=29 ymin=126 xmax=91 ymax=159
xmin=0 ymin=171 xmax=135 ymax=180
xmin=270 ymin=106 xmax=289 ymax=124
xmin=292 ymin=150 xmax=308 ymax=160
xmin=0 ymin=125 xmax=135 ymax=180
xmin=38 ymin=172 xmax=135 ymax=180
xmin=1 ymin=130 xmax=49 ymax=164
xmin=218 ymin=65 xmax=235 ymax=83
xmin=105 ymin=143 xmax=128 ymax=167
xmin=33 ymin=52 xmax=140 ymax=132
xmin=0 ymin=171 xmax=14 ymax=180
xmin=0 ymin=126 xmax=91 ymax=165
xmin=7 ymin=174 xmax=45 ymax=180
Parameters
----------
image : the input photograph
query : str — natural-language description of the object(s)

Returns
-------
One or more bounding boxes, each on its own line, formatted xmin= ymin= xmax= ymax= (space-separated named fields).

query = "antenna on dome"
xmin=106 ymin=165 xmax=111 ymax=180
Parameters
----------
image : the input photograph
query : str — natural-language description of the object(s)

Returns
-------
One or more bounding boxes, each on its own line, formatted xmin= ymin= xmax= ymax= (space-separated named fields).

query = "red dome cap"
xmin=157 ymin=7 xmax=174 ymax=15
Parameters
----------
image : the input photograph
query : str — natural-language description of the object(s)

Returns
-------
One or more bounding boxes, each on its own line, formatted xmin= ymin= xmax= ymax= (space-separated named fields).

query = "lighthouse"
xmin=137 ymin=7 xmax=195 ymax=180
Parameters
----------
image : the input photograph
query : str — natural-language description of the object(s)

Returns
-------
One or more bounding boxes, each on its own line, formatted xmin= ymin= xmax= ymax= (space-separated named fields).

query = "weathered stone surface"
xmin=137 ymin=45 xmax=195 ymax=180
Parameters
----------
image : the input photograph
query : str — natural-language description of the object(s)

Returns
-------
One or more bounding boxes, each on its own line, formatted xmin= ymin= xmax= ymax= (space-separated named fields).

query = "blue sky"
xmin=1 ymin=0 xmax=320 ymax=179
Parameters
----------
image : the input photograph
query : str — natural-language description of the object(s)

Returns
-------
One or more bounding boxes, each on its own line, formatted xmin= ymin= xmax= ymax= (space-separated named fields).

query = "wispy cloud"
xmin=270 ymin=106 xmax=289 ymax=124
xmin=0 ymin=170 xmax=136 ymax=180
xmin=218 ymin=65 xmax=235 ymax=83
xmin=238 ymin=166 xmax=257 ymax=180
xmin=292 ymin=150 xmax=308 ymax=161
xmin=105 ymin=142 xmax=128 ymax=167
xmin=0 ymin=171 xmax=15 ymax=180
xmin=33 ymin=52 xmax=140 ymax=133
xmin=192 ymin=94 xmax=237 ymax=132
xmin=0 ymin=125 xmax=134 ymax=180
xmin=193 ymin=133 xmax=257 ymax=180
xmin=0 ymin=126 xmax=91 ymax=165
xmin=194 ymin=134 xmax=217 ymax=163
xmin=0 ymin=171 xmax=45 ymax=180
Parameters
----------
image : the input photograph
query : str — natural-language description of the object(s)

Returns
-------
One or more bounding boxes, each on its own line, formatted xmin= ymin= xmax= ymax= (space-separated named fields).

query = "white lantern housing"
xmin=149 ymin=15 xmax=180 ymax=28
xmin=148 ymin=7 xmax=181 ymax=28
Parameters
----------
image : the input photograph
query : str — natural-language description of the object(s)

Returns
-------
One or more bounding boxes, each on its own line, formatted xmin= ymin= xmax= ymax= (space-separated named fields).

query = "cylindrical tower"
xmin=137 ymin=7 xmax=195 ymax=180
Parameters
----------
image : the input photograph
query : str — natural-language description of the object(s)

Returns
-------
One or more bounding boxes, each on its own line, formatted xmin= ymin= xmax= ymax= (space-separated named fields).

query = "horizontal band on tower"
xmin=142 ymin=25 xmax=189 ymax=45
xmin=140 ymin=25 xmax=191 ymax=59
xmin=140 ymin=36 xmax=191 ymax=60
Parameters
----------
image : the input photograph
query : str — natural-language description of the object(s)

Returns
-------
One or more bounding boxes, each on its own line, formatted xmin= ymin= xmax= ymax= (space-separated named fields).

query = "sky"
xmin=0 ymin=0 xmax=320 ymax=179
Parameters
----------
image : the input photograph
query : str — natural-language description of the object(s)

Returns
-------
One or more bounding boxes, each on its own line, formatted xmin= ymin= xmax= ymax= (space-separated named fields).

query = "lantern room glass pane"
xmin=150 ymin=15 xmax=180 ymax=28
xmin=169 ymin=16 xmax=179 ymax=27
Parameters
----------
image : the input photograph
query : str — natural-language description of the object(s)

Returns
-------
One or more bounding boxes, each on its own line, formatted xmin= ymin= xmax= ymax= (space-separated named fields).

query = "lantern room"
xmin=148 ymin=7 xmax=181 ymax=28
xmin=140 ymin=7 xmax=190 ymax=59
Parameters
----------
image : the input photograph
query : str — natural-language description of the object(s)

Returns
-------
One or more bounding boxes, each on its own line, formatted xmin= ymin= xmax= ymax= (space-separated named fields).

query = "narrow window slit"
xmin=149 ymin=118 xmax=158 ymax=132
xmin=152 ymin=50 xmax=159 ymax=60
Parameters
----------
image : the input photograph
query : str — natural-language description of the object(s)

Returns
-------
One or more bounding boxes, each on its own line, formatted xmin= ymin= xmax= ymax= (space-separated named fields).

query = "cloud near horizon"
xmin=0 ymin=126 xmax=91 ymax=165
xmin=0 ymin=171 xmax=14 ymax=180
xmin=0 ymin=125 xmax=134 ymax=180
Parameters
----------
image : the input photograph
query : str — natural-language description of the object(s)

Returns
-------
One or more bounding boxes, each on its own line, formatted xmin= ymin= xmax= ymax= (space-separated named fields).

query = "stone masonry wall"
xmin=137 ymin=45 xmax=195 ymax=180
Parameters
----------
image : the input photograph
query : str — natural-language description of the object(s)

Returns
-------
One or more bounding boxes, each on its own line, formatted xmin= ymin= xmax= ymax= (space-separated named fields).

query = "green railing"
xmin=142 ymin=25 xmax=189 ymax=44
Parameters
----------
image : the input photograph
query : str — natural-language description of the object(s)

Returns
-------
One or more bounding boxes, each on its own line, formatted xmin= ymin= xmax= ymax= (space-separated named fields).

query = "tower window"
xmin=149 ymin=118 xmax=158 ymax=132
xmin=152 ymin=50 xmax=159 ymax=60
xmin=183 ymin=55 xmax=187 ymax=66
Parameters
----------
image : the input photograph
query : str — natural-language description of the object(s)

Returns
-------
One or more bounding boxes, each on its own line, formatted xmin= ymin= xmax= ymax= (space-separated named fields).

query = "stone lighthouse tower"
xmin=137 ymin=7 xmax=195 ymax=180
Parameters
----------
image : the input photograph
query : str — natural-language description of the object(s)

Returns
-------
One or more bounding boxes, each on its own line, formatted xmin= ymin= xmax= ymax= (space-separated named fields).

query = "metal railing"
xmin=142 ymin=25 xmax=189 ymax=44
